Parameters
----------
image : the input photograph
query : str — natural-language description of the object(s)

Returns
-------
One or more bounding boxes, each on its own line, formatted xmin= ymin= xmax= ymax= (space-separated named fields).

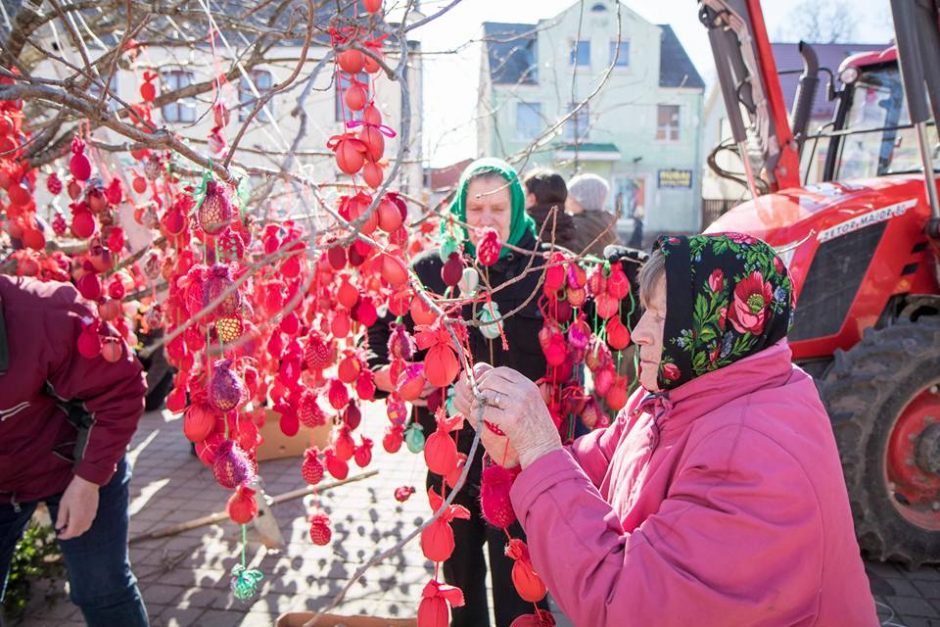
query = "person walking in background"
xmin=628 ymin=204 xmax=645 ymax=249
xmin=523 ymin=169 xmax=576 ymax=251
xmin=565 ymin=173 xmax=620 ymax=257
xmin=0 ymin=275 xmax=149 ymax=626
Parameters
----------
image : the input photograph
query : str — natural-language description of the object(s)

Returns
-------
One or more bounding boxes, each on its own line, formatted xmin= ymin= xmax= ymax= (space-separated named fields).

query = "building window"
xmin=335 ymin=72 xmax=369 ymax=122
xmin=161 ymin=69 xmax=196 ymax=123
xmin=570 ymin=40 xmax=590 ymax=66
xmin=656 ymin=104 xmax=680 ymax=141
xmin=564 ymin=103 xmax=590 ymax=141
xmin=516 ymin=102 xmax=542 ymax=140
xmin=239 ymin=70 xmax=275 ymax=122
xmin=609 ymin=40 xmax=630 ymax=67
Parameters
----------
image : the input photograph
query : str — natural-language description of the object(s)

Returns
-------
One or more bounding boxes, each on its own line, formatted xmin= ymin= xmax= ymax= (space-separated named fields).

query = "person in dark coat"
xmin=368 ymin=158 xmax=551 ymax=627
xmin=0 ymin=275 xmax=149 ymax=626
xmin=523 ymin=169 xmax=576 ymax=250
xmin=566 ymin=173 xmax=621 ymax=257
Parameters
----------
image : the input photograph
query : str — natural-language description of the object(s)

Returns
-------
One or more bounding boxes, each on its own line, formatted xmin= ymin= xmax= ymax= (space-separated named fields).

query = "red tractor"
xmin=698 ymin=0 xmax=940 ymax=565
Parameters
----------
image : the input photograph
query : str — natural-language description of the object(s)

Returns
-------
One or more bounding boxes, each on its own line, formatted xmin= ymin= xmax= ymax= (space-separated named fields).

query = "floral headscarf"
xmin=653 ymin=233 xmax=794 ymax=391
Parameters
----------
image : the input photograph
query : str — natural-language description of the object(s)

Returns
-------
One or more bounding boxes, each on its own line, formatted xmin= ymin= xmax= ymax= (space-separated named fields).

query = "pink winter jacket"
xmin=510 ymin=341 xmax=877 ymax=626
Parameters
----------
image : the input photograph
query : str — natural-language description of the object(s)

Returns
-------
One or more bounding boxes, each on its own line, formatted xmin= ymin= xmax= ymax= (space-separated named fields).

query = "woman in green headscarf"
xmin=367 ymin=158 xmax=550 ymax=627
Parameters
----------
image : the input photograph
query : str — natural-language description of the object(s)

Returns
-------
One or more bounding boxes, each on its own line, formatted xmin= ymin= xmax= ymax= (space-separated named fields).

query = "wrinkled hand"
xmin=474 ymin=367 xmax=562 ymax=468
xmin=456 ymin=364 xmax=521 ymax=467
xmin=56 ymin=475 xmax=100 ymax=540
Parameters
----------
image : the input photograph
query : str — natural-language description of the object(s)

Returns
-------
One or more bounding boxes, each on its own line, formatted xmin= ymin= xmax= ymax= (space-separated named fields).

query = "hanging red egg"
xmin=183 ymin=403 xmax=217 ymax=443
xmin=344 ymin=83 xmax=368 ymax=111
xmin=337 ymin=353 xmax=361 ymax=383
xmin=22 ymin=228 xmax=44 ymax=251
xmin=383 ymin=425 xmax=404 ymax=453
xmin=410 ymin=296 xmax=436 ymax=326
xmin=327 ymin=246 xmax=347 ymax=270
xmin=132 ymin=176 xmax=147 ymax=194
xmin=505 ymin=539 xmax=547 ymax=602
xmin=227 ymin=486 xmax=258 ymax=524
xmin=354 ymin=437 xmax=373 ymax=467
xmin=424 ymin=428 xmax=458 ymax=476
xmin=605 ymin=317 xmax=631 ymax=351
xmin=337 ymin=50 xmax=365 ymax=74
xmin=363 ymin=104 xmax=383 ymax=126
xmin=356 ymin=371 xmax=376 ymax=401
xmin=606 ymin=376 xmax=629 ymax=412
xmin=334 ymin=427 xmax=356 ymax=462
xmin=397 ymin=363 xmax=427 ymax=402
xmin=362 ymin=160 xmax=383 ymax=189
xmin=607 ymin=264 xmax=631 ymax=299
xmin=67 ymin=178 xmax=82 ymax=200
xmin=324 ymin=449 xmax=349 ymax=480
xmin=424 ymin=345 xmax=459 ymax=388
xmin=421 ymin=518 xmax=457 ymax=563
xmin=380 ymin=253 xmax=409 ymax=287
xmin=330 ymin=135 xmax=367 ymax=175
xmin=71 ymin=211 xmax=97 ymax=239
xmin=69 ymin=152 xmax=92 ymax=181
xmin=359 ymin=125 xmax=385 ymax=161
xmin=98 ymin=298 xmax=122 ymax=322
xmin=363 ymin=0 xmax=382 ymax=13
xmin=76 ymin=272 xmax=103 ymax=301
xmin=327 ymin=378 xmax=349 ymax=410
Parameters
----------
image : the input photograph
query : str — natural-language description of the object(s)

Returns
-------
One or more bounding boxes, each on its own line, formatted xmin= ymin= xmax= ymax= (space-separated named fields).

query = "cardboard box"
xmin=256 ymin=409 xmax=332 ymax=461
xmin=276 ymin=612 xmax=416 ymax=627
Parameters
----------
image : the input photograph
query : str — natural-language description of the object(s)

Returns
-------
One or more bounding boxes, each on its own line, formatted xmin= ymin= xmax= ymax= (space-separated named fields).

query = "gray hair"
xmin=638 ymin=249 xmax=666 ymax=309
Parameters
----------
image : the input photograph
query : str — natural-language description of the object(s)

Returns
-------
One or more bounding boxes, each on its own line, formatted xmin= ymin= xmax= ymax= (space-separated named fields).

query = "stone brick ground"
xmin=17 ymin=406 xmax=940 ymax=626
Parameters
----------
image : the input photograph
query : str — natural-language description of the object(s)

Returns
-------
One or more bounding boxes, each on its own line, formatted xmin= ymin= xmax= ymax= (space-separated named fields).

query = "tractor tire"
xmin=818 ymin=317 xmax=940 ymax=567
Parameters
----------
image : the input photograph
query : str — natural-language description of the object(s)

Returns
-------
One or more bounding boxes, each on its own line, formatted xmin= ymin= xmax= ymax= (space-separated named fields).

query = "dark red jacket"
xmin=0 ymin=275 xmax=146 ymax=505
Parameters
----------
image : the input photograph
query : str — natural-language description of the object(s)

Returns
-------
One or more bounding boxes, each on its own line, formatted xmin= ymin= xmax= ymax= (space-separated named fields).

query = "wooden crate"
xmin=256 ymin=409 xmax=332 ymax=461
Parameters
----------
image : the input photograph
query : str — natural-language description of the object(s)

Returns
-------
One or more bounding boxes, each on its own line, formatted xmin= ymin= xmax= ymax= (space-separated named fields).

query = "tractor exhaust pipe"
xmin=790 ymin=41 xmax=820 ymax=156
xmin=889 ymin=0 xmax=940 ymax=237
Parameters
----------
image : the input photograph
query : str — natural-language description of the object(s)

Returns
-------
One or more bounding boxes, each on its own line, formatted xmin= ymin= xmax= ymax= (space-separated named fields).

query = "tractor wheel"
xmin=818 ymin=318 xmax=940 ymax=566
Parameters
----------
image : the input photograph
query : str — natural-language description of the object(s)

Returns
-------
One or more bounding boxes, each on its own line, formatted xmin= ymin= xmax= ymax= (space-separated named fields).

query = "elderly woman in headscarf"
xmin=367 ymin=158 xmax=552 ymax=627
xmin=455 ymin=233 xmax=877 ymax=626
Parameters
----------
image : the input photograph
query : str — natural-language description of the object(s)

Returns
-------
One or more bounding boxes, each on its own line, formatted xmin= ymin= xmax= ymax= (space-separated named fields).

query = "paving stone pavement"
xmin=16 ymin=405 xmax=940 ymax=627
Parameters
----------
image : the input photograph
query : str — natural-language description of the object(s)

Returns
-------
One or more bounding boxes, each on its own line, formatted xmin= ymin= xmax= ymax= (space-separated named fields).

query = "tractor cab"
xmin=805 ymin=50 xmax=938 ymax=185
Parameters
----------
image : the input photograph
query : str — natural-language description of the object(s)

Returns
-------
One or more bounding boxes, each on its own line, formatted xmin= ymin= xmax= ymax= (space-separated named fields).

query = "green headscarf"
xmin=446 ymin=157 xmax=536 ymax=259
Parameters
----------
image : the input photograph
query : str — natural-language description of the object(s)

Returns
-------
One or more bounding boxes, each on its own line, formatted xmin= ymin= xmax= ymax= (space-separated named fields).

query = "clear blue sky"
xmin=403 ymin=0 xmax=895 ymax=167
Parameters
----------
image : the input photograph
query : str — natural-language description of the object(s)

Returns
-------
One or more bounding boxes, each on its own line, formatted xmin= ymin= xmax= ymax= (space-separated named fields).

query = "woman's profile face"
xmin=465 ymin=176 xmax=512 ymax=246
xmin=633 ymin=275 xmax=667 ymax=392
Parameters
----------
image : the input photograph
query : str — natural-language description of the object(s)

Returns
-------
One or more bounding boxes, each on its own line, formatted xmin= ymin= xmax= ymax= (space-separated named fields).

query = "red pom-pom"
xmin=480 ymin=463 xmax=519 ymax=529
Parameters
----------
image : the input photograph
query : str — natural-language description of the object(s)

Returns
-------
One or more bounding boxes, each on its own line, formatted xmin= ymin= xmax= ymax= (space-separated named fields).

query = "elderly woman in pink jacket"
xmin=455 ymin=233 xmax=877 ymax=626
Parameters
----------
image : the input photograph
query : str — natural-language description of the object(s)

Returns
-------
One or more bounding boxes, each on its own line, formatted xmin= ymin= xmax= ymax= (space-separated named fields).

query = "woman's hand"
xmin=455 ymin=364 xmax=522 ymax=467
xmin=475 ymin=367 xmax=562 ymax=469
xmin=375 ymin=364 xmax=436 ymax=406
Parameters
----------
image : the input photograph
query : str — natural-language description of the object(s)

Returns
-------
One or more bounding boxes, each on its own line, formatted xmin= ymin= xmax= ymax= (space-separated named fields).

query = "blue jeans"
xmin=0 ymin=457 xmax=148 ymax=626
